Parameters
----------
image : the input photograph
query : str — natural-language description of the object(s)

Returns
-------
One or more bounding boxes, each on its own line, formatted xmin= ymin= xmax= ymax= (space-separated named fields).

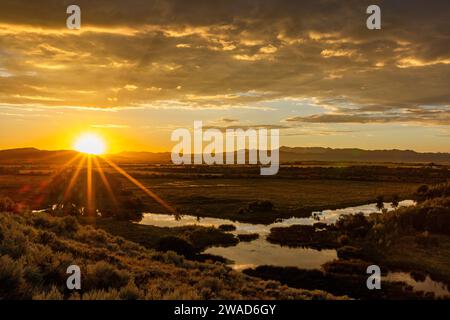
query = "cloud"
xmin=285 ymin=106 xmax=450 ymax=125
xmin=90 ymin=124 xmax=129 ymax=128
xmin=220 ymin=118 xmax=238 ymax=123
xmin=203 ymin=124 xmax=290 ymax=132
xmin=0 ymin=0 xmax=448 ymax=127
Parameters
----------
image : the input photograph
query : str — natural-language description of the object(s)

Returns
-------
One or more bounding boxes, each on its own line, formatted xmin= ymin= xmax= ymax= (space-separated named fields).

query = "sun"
xmin=73 ymin=133 xmax=106 ymax=155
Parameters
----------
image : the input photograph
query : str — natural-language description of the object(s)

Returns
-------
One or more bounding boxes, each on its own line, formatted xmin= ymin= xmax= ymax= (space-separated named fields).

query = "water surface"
xmin=385 ymin=272 xmax=449 ymax=298
xmin=140 ymin=200 xmax=414 ymax=270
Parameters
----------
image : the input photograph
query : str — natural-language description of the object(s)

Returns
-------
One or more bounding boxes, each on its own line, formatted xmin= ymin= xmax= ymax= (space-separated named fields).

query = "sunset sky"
xmin=0 ymin=0 xmax=449 ymax=153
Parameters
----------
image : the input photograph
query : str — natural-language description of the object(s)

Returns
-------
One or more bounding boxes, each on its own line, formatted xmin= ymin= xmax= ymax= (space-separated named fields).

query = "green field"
xmin=132 ymin=177 xmax=421 ymax=223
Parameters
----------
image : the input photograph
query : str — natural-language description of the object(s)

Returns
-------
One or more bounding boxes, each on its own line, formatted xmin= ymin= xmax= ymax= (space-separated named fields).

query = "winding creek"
xmin=139 ymin=200 xmax=450 ymax=298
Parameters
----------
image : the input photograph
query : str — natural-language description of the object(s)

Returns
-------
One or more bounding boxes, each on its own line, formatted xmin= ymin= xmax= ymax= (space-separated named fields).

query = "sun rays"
xmin=101 ymin=156 xmax=177 ymax=214
xmin=92 ymin=156 xmax=118 ymax=208
xmin=22 ymin=132 xmax=176 ymax=216
xmin=40 ymin=152 xmax=176 ymax=216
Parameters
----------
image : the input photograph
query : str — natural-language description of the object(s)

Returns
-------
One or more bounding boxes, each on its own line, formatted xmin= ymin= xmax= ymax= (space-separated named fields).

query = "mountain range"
xmin=1 ymin=147 xmax=449 ymax=164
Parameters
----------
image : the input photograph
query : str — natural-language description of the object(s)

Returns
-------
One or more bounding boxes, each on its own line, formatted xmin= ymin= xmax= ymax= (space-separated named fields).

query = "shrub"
xmin=239 ymin=200 xmax=275 ymax=214
xmin=336 ymin=246 xmax=365 ymax=260
xmin=384 ymin=196 xmax=450 ymax=235
xmin=336 ymin=213 xmax=372 ymax=238
xmin=82 ymin=289 xmax=120 ymax=300
xmin=0 ymin=255 xmax=24 ymax=299
xmin=85 ymin=261 xmax=130 ymax=290
xmin=248 ymin=200 xmax=274 ymax=212
xmin=375 ymin=195 xmax=384 ymax=211
xmin=155 ymin=236 xmax=196 ymax=258
xmin=237 ymin=233 xmax=259 ymax=242
xmin=415 ymin=183 xmax=450 ymax=202
xmin=391 ymin=194 xmax=400 ymax=209
xmin=218 ymin=224 xmax=236 ymax=232
xmin=23 ymin=264 xmax=44 ymax=288
xmin=56 ymin=216 xmax=79 ymax=234
xmin=37 ymin=231 xmax=57 ymax=245
xmin=186 ymin=227 xmax=238 ymax=250
xmin=0 ymin=231 xmax=28 ymax=258
xmin=0 ymin=197 xmax=17 ymax=213
xmin=118 ymin=280 xmax=144 ymax=300
xmin=267 ymin=224 xmax=337 ymax=249
xmin=33 ymin=286 xmax=64 ymax=300
xmin=322 ymin=259 xmax=371 ymax=275
xmin=313 ymin=222 xmax=328 ymax=230
xmin=196 ymin=277 xmax=223 ymax=295
xmin=32 ymin=215 xmax=53 ymax=229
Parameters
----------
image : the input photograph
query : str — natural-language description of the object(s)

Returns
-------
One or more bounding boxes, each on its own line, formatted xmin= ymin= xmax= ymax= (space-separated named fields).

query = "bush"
xmin=82 ymin=289 xmax=120 ymax=300
xmin=218 ymin=224 xmax=236 ymax=232
xmin=267 ymin=224 xmax=337 ymax=249
xmin=196 ymin=277 xmax=223 ymax=296
xmin=155 ymin=236 xmax=196 ymax=258
xmin=0 ymin=255 xmax=24 ymax=299
xmin=386 ymin=197 xmax=450 ymax=235
xmin=119 ymin=280 xmax=144 ymax=300
xmin=337 ymin=246 xmax=365 ymax=260
xmin=33 ymin=286 xmax=64 ymax=300
xmin=239 ymin=200 xmax=275 ymax=214
xmin=415 ymin=183 xmax=450 ymax=202
xmin=336 ymin=213 xmax=372 ymax=238
xmin=237 ymin=233 xmax=259 ymax=242
xmin=56 ymin=216 xmax=79 ymax=234
xmin=313 ymin=222 xmax=328 ymax=230
xmin=322 ymin=259 xmax=371 ymax=275
xmin=186 ymin=227 xmax=238 ymax=250
xmin=248 ymin=200 xmax=274 ymax=212
xmin=0 ymin=197 xmax=18 ymax=213
xmin=85 ymin=261 xmax=130 ymax=290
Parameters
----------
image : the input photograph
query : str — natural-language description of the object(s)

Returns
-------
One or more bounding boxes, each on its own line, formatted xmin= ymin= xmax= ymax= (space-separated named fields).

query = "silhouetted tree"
xmin=376 ymin=195 xmax=384 ymax=212
xmin=391 ymin=194 xmax=399 ymax=209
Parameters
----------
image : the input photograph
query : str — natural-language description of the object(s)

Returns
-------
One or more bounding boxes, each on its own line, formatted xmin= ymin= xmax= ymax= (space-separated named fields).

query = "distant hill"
xmin=0 ymin=147 xmax=449 ymax=164
xmin=0 ymin=148 xmax=78 ymax=164
xmin=112 ymin=151 xmax=172 ymax=163
xmin=279 ymin=147 xmax=450 ymax=163
xmin=112 ymin=147 xmax=450 ymax=164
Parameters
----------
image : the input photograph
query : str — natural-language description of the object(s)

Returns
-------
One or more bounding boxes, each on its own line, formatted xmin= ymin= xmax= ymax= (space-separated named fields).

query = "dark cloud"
xmin=203 ymin=124 xmax=290 ymax=132
xmin=286 ymin=106 xmax=450 ymax=125
xmin=220 ymin=118 xmax=238 ymax=123
xmin=0 ymin=0 xmax=448 ymax=125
